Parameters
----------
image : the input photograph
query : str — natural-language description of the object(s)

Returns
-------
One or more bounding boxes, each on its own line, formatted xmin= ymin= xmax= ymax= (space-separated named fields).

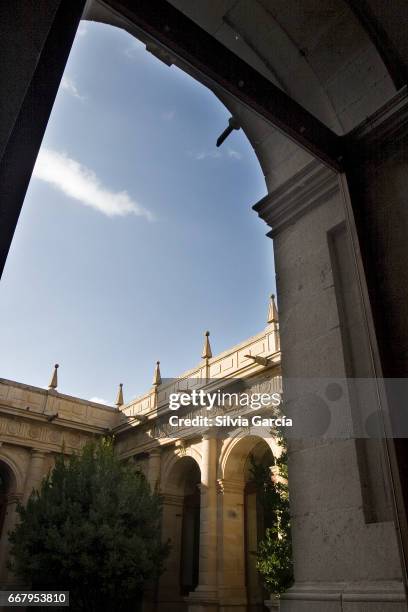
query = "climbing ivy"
xmin=249 ymin=435 xmax=293 ymax=595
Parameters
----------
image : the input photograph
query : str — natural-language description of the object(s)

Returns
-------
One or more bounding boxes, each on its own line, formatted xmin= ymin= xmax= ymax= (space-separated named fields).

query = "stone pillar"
xmin=0 ymin=493 xmax=22 ymax=585
xmin=245 ymin=487 xmax=263 ymax=609
xmin=254 ymin=155 xmax=406 ymax=610
xmin=188 ymin=433 xmax=218 ymax=611
xmin=217 ymin=478 xmax=247 ymax=611
xmin=23 ymin=449 xmax=47 ymax=504
xmin=147 ymin=449 xmax=161 ymax=491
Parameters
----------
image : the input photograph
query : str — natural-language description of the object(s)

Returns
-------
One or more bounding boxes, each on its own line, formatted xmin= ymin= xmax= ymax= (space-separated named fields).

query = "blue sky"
xmin=0 ymin=21 xmax=274 ymax=404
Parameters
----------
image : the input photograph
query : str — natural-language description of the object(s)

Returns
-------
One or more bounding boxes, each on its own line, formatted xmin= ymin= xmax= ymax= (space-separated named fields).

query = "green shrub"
xmin=9 ymin=437 xmax=169 ymax=611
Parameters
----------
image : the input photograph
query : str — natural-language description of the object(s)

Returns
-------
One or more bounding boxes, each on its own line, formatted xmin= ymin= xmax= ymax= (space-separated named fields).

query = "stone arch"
xmin=159 ymin=453 xmax=202 ymax=610
xmin=0 ymin=451 xmax=25 ymax=497
xmin=84 ymin=1 xmax=397 ymax=193
xmin=220 ymin=432 xmax=282 ymax=483
xmin=162 ymin=453 xmax=201 ymax=496
xmin=161 ymin=445 xmax=202 ymax=490
xmin=218 ymin=434 xmax=279 ymax=611
xmin=159 ymin=0 xmax=397 ymax=133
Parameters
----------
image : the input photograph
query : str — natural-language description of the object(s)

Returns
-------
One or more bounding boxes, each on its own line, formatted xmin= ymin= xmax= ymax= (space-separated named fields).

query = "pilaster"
xmin=0 ymin=492 xmax=23 ymax=583
xmin=253 ymin=92 xmax=407 ymax=610
xmin=158 ymin=493 xmax=185 ymax=611
xmin=217 ymin=478 xmax=247 ymax=611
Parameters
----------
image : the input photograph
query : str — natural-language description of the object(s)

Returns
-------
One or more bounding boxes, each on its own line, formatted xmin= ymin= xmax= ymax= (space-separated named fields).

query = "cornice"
xmin=253 ymin=159 xmax=338 ymax=238
xmin=0 ymin=404 xmax=110 ymax=435
xmin=0 ymin=378 xmax=116 ymax=413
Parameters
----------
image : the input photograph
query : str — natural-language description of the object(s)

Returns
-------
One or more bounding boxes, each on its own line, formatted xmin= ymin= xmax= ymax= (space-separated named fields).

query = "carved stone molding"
xmin=281 ymin=580 xmax=406 ymax=603
xmin=174 ymin=439 xmax=187 ymax=456
xmin=162 ymin=493 xmax=184 ymax=507
xmin=0 ymin=414 xmax=90 ymax=453
xmin=253 ymin=159 xmax=339 ymax=238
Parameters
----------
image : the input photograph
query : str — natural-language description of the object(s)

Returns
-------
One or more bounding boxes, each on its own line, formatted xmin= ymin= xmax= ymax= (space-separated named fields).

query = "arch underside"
xmin=85 ymin=0 xmax=397 ymax=192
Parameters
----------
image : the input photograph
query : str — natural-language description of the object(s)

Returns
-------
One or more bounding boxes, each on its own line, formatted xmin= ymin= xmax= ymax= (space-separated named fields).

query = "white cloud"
xmin=89 ymin=397 xmax=110 ymax=405
xmin=188 ymin=147 xmax=242 ymax=161
xmin=61 ymin=76 xmax=84 ymax=100
xmin=191 ymin=149 xmax=221 ymax=161
xmin=33 ymin=148 xmax=155 ymax=221
xmin=227 ymin=147 xmax=242 ymax=160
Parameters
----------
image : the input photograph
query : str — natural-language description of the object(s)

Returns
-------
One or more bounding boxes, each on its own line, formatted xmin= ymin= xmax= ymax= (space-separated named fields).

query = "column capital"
xmin=161 ymin=493 xmax=184 ymax=507
xmin=174 ymin=439 xmax=188 ymax=455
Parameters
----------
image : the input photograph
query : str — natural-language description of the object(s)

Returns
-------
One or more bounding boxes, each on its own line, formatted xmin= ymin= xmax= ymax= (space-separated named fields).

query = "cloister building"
xmin=0 ymin=297 xmax=282 ymax=611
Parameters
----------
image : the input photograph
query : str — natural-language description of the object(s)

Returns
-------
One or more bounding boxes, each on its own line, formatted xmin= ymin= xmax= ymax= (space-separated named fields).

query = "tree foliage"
xmin=9 ymin=438 xmax=169 ymax=611
xmin=249 ymin=436 xmax=293 ymax=595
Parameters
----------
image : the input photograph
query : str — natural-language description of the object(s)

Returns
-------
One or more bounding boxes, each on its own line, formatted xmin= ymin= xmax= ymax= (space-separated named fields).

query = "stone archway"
xmin=218 ymin=434 xmax=278 ymax=612
xmin=159 ymin=454 xmax=202 ymax=612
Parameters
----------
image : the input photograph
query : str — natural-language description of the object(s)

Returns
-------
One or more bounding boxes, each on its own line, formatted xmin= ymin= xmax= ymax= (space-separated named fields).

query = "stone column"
xmin=23 ymin=449 xmax=47 ymax=504
xmin=147 ymin=449 xmax=161 ymax=491
xmin=188 ymin=433 xmax=218 ymax=611
xmin=254 ymin=153 xmax=406 ymax=610
xmin=0 ymin=493 xmax=22 ymax=585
